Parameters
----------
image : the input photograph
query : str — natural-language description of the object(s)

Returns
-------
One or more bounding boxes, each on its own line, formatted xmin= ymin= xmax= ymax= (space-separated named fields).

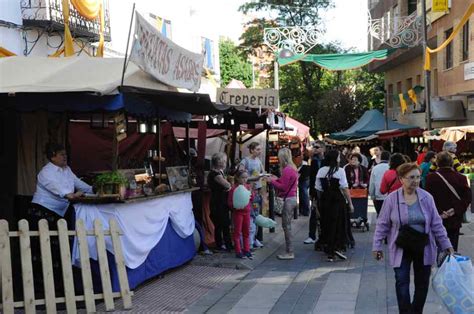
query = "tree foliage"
xmin=235 ymin=0 xmax=384 ymax=135
xmin=219 ymin=39 xmax=253 ymax=88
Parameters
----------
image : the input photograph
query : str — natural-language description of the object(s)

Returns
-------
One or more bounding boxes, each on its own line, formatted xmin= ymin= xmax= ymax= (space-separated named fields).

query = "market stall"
xmin=0 ymin=56 xmax=225 ymax=290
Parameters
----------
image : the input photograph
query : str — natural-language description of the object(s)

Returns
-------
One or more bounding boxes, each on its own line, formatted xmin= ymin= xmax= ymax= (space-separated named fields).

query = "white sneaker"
xmin=254 ymin=239 xmax=264 ymax=248
xmin=303 ymin=237 xmax=316 ymax=244
xmin=334 ymin=250 xmax=347 ymax=260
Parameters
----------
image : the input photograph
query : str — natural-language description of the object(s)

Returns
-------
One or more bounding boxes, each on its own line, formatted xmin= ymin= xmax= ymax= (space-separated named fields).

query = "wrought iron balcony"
xmin=21 ymin=0 xmax=111 ymax=42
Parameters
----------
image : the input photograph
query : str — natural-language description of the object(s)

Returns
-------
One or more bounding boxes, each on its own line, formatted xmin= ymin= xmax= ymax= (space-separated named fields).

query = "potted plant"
xmin=95 ymin=171 xmax=128 ymax=198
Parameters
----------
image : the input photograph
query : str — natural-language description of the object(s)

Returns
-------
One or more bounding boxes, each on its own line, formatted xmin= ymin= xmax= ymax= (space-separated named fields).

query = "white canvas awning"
xmin=0 ymin=56 xmax=176 ymax=95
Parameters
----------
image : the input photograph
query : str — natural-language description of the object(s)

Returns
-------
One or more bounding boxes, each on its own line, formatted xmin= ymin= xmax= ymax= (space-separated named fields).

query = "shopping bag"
xmin=274 ymin=197 xmax=284 ymax=215
xmin=432 ymin=255 xmax=474 ymax=314
xmin=255 ymin=214 xmax=277 ymax=228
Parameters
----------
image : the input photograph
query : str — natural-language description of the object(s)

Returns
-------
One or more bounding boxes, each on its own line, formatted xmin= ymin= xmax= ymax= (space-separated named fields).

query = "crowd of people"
xmin=207 ymin=139 xmax=471 ymax=313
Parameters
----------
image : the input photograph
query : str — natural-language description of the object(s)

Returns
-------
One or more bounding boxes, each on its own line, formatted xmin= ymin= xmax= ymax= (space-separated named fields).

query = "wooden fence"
xmin=0 ymin=218 xmax=133 ymax=313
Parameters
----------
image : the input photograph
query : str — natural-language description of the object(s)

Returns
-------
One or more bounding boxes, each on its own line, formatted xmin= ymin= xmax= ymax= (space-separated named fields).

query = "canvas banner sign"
xmin=129 ymin=12 xmax=204 ymax=92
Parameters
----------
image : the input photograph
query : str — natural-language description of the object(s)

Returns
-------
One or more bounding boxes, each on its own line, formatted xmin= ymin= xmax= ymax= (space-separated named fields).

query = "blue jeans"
xmin=394 ymin=251 xmax=431 ymax=314
xmin=298 ymin=179 xmax=310 ymax=216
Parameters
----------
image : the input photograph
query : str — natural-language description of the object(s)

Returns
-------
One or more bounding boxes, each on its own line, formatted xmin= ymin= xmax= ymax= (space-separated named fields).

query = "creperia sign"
xmin=216 ymin=88 xmax=279 ymax=109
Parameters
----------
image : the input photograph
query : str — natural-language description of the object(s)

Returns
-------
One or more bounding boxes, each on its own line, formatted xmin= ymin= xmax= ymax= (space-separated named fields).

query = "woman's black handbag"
xmin=394 ymin=193 xmax=429 ymax=253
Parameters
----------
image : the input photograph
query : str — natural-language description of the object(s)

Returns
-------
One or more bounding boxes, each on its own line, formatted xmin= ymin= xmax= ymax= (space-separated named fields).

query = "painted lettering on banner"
xmin=216 ymin=88 xmax=279 ymax=109
xmin=129 ymin=12 xmax=204 ymax=92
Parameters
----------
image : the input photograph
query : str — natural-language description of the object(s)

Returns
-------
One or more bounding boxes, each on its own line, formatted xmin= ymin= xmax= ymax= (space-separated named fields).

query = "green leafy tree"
xmin=219 ymin=39 xmax=253 ymax=87
xmin=238 ymin=0 xmax=385 ymax=135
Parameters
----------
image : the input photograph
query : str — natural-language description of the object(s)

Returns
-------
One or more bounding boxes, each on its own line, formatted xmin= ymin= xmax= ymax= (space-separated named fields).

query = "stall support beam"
xmin=157 ymin=119 xmax=161 ymax=185
xmin=186 ymin=123 xmax=191 ymax=172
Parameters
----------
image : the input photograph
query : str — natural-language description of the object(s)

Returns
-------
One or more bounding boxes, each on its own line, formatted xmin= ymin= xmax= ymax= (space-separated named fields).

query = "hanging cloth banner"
xmin=399 ymin=93 xmax=408 ymax=114
xmin=67 ymin=0 xmax=104 ymax=57
xmin=129 ymin=12 xmax=204 ymax=92
xmin=425 ymin=4 xmax=474 ymax=70
xmin=278 ymin=49 xmax=394 ymax=70
xmin=70 ymin=0 xmax=101 ymax=20
xmin=0 ymin=47 xmax=16 ymax=57
xmin=62 ymin=0 xmax=75 ymax=57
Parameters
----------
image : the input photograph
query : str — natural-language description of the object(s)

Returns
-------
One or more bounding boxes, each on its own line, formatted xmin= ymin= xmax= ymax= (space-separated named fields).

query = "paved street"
xmin=99 ymin=203 xmax=473 ymax=313
xmin=188 ymin=203 xmax=473 ymax=314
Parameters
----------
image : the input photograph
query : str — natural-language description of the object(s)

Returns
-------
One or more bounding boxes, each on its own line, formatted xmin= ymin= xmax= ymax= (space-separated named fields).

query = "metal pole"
xmin=252 ymin=57 xmax=256 ymax=88
xmin=421 ymin=0 xmax=432 ymax=130
xmin=384 ymin=86 xmax=389 ymax=130
xmin=274 ymin=60 xmax=279 ymax=90
xmin=120 ymin=3 xmax=136 ymax=87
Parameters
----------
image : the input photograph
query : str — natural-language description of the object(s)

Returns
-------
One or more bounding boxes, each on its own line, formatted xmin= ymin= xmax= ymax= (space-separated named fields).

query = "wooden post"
xmin=112 ymin=128 xmax=119 ymax=171
xmin=18 ymin=220 xmax=35 ymax=314
xmin=57 ymin=219 xmax=76 ymax=313
xmin=0 ymin=220 xmax=14 ymax=314
xmin=75 ymin=220 xmax=96 ymax=313
xmin=109 ymin=220 xmax=132 ymax=309
xmin=157 ymin=119 xmax=162 ymax=185
xmin=38 ymin=220 xmax=57 ymax=313
xmin=94 ymin=220 xmax=114 ymax=311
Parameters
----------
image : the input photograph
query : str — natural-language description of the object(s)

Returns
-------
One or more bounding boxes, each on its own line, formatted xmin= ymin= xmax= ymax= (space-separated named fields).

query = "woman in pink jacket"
xmin=266 ymin=148 xmax=298 ymax=260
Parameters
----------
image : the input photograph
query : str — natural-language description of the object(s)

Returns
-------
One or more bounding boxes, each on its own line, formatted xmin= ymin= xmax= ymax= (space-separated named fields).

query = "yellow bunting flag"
xmin=407 ymin=89 xmax=418 ymax=108
xmin=432 ymin=0 xmax=449 ymax=13
xmin=425 ymin=4 xmax=474 ymax=70
xmin=156 ymin=16 xmax=164 ymax=32
xmin=399 ymin=93 xmax=408 ymax=114
xmin=432 ymin=0 xmax=448 ymax=13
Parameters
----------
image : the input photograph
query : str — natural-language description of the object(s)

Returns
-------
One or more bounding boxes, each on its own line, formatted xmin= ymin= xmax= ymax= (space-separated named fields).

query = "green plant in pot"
xmin=95 ymin=171 xmax=128 ymax=198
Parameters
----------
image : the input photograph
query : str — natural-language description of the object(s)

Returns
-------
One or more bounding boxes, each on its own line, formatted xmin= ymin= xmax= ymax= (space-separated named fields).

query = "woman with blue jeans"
xmin=373 ymin=163 xmax=454 ymax=314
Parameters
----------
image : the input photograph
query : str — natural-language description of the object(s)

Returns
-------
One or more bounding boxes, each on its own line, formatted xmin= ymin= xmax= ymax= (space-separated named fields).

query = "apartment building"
xmin=0 ymin=0 xmax=221 ymax=97
xmin=368 ymin=0 xmax=474 ymax=129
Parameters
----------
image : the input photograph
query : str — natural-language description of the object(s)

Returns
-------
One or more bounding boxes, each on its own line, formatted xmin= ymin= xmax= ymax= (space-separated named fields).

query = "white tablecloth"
xmin=72 ymin=192 xmax=195 ymax=269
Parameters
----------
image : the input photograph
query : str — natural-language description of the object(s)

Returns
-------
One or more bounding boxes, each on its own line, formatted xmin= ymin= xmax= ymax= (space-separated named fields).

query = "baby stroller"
xmin=349 ymin=189 xmax=369 ymax=232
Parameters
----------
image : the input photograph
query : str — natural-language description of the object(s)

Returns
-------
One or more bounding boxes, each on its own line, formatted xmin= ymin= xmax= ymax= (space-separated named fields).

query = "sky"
xmin=213 ymin=0 xmax=369 ymax=52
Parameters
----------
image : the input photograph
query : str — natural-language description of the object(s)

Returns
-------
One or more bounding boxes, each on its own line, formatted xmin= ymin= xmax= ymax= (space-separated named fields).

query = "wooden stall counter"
xmin=74 ymin=187 xmax=200 ymax=205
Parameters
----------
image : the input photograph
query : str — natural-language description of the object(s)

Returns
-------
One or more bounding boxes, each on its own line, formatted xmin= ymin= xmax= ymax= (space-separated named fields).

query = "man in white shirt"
xmin=31 ymin=143 xmax=92 ymax=226
xmin=368 ymin=150 xmax=390 ymax=217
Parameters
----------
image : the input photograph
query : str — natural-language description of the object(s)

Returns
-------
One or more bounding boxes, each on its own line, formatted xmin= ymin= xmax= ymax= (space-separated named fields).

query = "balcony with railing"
xmin=21 ymin=0 xmax=111 ymax=41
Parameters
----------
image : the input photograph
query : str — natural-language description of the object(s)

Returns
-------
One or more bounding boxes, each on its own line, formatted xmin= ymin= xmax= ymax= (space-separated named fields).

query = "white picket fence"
xmin=0 ymin=218 xmax=133 ymax=313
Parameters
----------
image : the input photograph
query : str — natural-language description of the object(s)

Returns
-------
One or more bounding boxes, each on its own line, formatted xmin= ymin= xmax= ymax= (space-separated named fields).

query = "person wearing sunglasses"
xmin=373 ymin=162 xmax=454 ymax=313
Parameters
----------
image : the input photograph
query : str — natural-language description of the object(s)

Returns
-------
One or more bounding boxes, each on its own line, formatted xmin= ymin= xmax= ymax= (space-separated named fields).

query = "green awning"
xmin=278 ymin=49 xmax=394 ymax=71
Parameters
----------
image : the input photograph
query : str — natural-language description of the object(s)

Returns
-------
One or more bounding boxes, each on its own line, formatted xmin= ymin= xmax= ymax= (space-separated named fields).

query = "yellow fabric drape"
xmin=70 ymin=0 xmax=101 ymax=20
xmin=61 ymin=0 xmax=104 ymax=57
xmin=399 ymin=93 xmax=408 ymax=114
xmin=407 ymin=89 xmax=418 ymax=107
xmin=96 ymin=3 xmax=104 ymax=57
xmin=62 ymin=0 xmax=75 ymax=56
xmin=424 ymin=4 xmax=474 ymax=70
xmin=0 ymin=46 xmax=16 ymax=57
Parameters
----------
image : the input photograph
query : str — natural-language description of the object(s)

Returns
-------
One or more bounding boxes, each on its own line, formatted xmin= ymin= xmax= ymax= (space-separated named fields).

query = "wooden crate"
xmin=0 ymin=218 xmax=133 ymax=313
